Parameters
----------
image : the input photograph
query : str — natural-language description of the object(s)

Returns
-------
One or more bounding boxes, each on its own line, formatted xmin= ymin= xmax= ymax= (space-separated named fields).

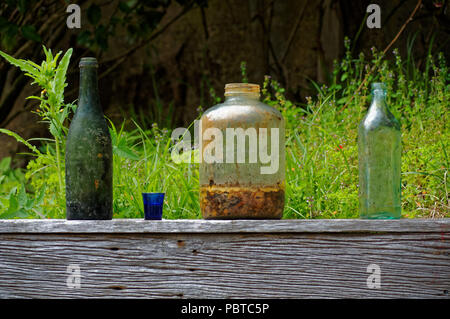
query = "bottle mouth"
xmin=371 ymin=82 xmax=386 ymax=92
xmin=79 ymin=57 xmax=98 ymax=68
xmin=224 ymin=83 xmax=260 ymax=97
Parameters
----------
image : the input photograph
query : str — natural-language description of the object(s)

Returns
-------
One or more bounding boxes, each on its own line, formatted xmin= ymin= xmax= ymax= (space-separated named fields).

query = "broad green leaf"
xmin=0 ymin=157 xmax=11 ymax=173
xmin=8 ymin=186 xmax=17 ymax=197
xmin=113 ymin=144 xmax=140 ymax=160
xmin=54 ymin=48 xmax=73 ymax=105
xmin=0 ymin=128 xmax=41 ymax=155
xmin=43 ymin=46 xmax=53 ymax=63
xmin=337 ymin=96 xmax=348 ymax=105
xmin=1 ymin=193 xmax=19 ymax=219
xmin=26 ymin=60 xmax=42 ymax=70
xmin=25 ymin=197 xmax=35 ymax=210
xmin=0 ymin=50 xmax=38 ymax=78
xmin=25 ymin=95 xmax=46 ymax=101
xmin=1 ymin=206 xmax=29 ymax=219
xmin=14 ymin=208 xmax=29 ymax=218
xmin=17 ymin=185 xmax=27 ymax=207
xmin=49 ymin=121 xmax=60 ymax=139
xmin=35 ymin=184 xmax=47 ymax=206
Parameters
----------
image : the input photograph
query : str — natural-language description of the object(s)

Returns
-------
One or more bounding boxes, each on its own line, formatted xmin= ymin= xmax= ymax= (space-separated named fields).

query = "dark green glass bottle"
xmin=65 ymin=57 xmax=113 ymax=220
xmin=358 ymin=82 xmax=401 ymax=219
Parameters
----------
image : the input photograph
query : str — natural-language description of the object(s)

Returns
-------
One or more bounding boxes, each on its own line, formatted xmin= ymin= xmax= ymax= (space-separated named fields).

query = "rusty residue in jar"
xmin=200 ymin=183 xmax=285 ymax=219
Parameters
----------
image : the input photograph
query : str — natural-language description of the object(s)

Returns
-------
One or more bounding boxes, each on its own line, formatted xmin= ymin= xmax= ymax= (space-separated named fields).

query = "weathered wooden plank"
xmin=0 ymin=232 xmax=448 ymax=298
xmin=0 ymin=218 xmax=449 ymax=234
xmin=0 ymin=219 xmax=448 ymax=299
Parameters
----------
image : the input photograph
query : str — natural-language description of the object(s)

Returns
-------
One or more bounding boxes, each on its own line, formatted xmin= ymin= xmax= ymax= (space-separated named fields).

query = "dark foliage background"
xmin=0 ymin=0 xmax=448 ymax=162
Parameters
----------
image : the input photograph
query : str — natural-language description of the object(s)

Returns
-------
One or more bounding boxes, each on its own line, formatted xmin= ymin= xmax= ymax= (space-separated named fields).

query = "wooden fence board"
xmin=0 ymin=219 xmax=448 ymax=298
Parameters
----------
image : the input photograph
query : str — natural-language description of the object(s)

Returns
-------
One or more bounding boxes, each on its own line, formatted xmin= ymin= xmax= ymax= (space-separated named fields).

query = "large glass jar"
xmin=199 ymin=83 xmax=285 ymax=219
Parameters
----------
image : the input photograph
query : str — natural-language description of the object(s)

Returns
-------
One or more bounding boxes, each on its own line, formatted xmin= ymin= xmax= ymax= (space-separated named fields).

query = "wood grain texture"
xmin=0 ymin=218 xmax=449 ymax=233
xmin=0 ymin=219 xmax=448 ymax=299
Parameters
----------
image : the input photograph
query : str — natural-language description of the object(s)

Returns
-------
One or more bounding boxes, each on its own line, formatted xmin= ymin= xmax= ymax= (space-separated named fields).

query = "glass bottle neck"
xmin=224 ymin=83 xmax=260 ymax=101
xmin=224 ymin=92 xmax=260 ymax=101
xmin=369 ymin=90 xmax=388 ymax=112
xmin=78 ymin=66 xmax=100 ymax=110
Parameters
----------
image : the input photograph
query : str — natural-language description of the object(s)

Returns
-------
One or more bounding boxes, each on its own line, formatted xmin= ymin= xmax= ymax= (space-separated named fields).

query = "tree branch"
xmin=100 ymin=1 xmax=196 ymax=65
xmin=64 ymin=1 xmax=197 ymax=98
xmin=281 ymin=1 xmax=308 ymax=63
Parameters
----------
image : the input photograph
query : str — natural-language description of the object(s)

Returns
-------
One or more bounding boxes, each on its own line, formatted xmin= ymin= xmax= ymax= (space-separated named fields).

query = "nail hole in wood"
xmin=108 ymin=286 xmax=126 ymax=290
xmin=177 ymin=240 xmax=185 ymax=247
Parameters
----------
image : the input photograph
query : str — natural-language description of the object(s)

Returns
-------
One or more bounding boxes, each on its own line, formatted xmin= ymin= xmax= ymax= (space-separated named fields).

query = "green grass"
xmin=276 ymin=40 xmax=449 ymax=219
xmin=109 ymin=120 xmax=200 ymax=219
xmin=0 ymin=38 xmax=448 ymax=219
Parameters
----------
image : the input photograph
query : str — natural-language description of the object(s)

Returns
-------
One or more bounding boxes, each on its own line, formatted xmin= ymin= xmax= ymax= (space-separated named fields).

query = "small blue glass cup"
xmin=142 ymin=193 xmax=165 ymax=220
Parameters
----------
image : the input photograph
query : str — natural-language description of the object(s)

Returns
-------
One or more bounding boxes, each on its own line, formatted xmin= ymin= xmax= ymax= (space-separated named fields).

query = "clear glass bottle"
xmin=199 ymin=83 xmax=285 ymax=219
xmin=358 ymin=82 xmax=401 ymax=219
xmin=65 ymin=57 xmax=113 ymax=220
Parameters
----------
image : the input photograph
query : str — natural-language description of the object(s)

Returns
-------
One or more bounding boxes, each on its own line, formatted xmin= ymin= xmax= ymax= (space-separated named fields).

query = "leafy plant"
xmin=0 ymin=46 xmax=73 ymax=217
xmin=0 ymin=183 xmax=46 ymax=219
